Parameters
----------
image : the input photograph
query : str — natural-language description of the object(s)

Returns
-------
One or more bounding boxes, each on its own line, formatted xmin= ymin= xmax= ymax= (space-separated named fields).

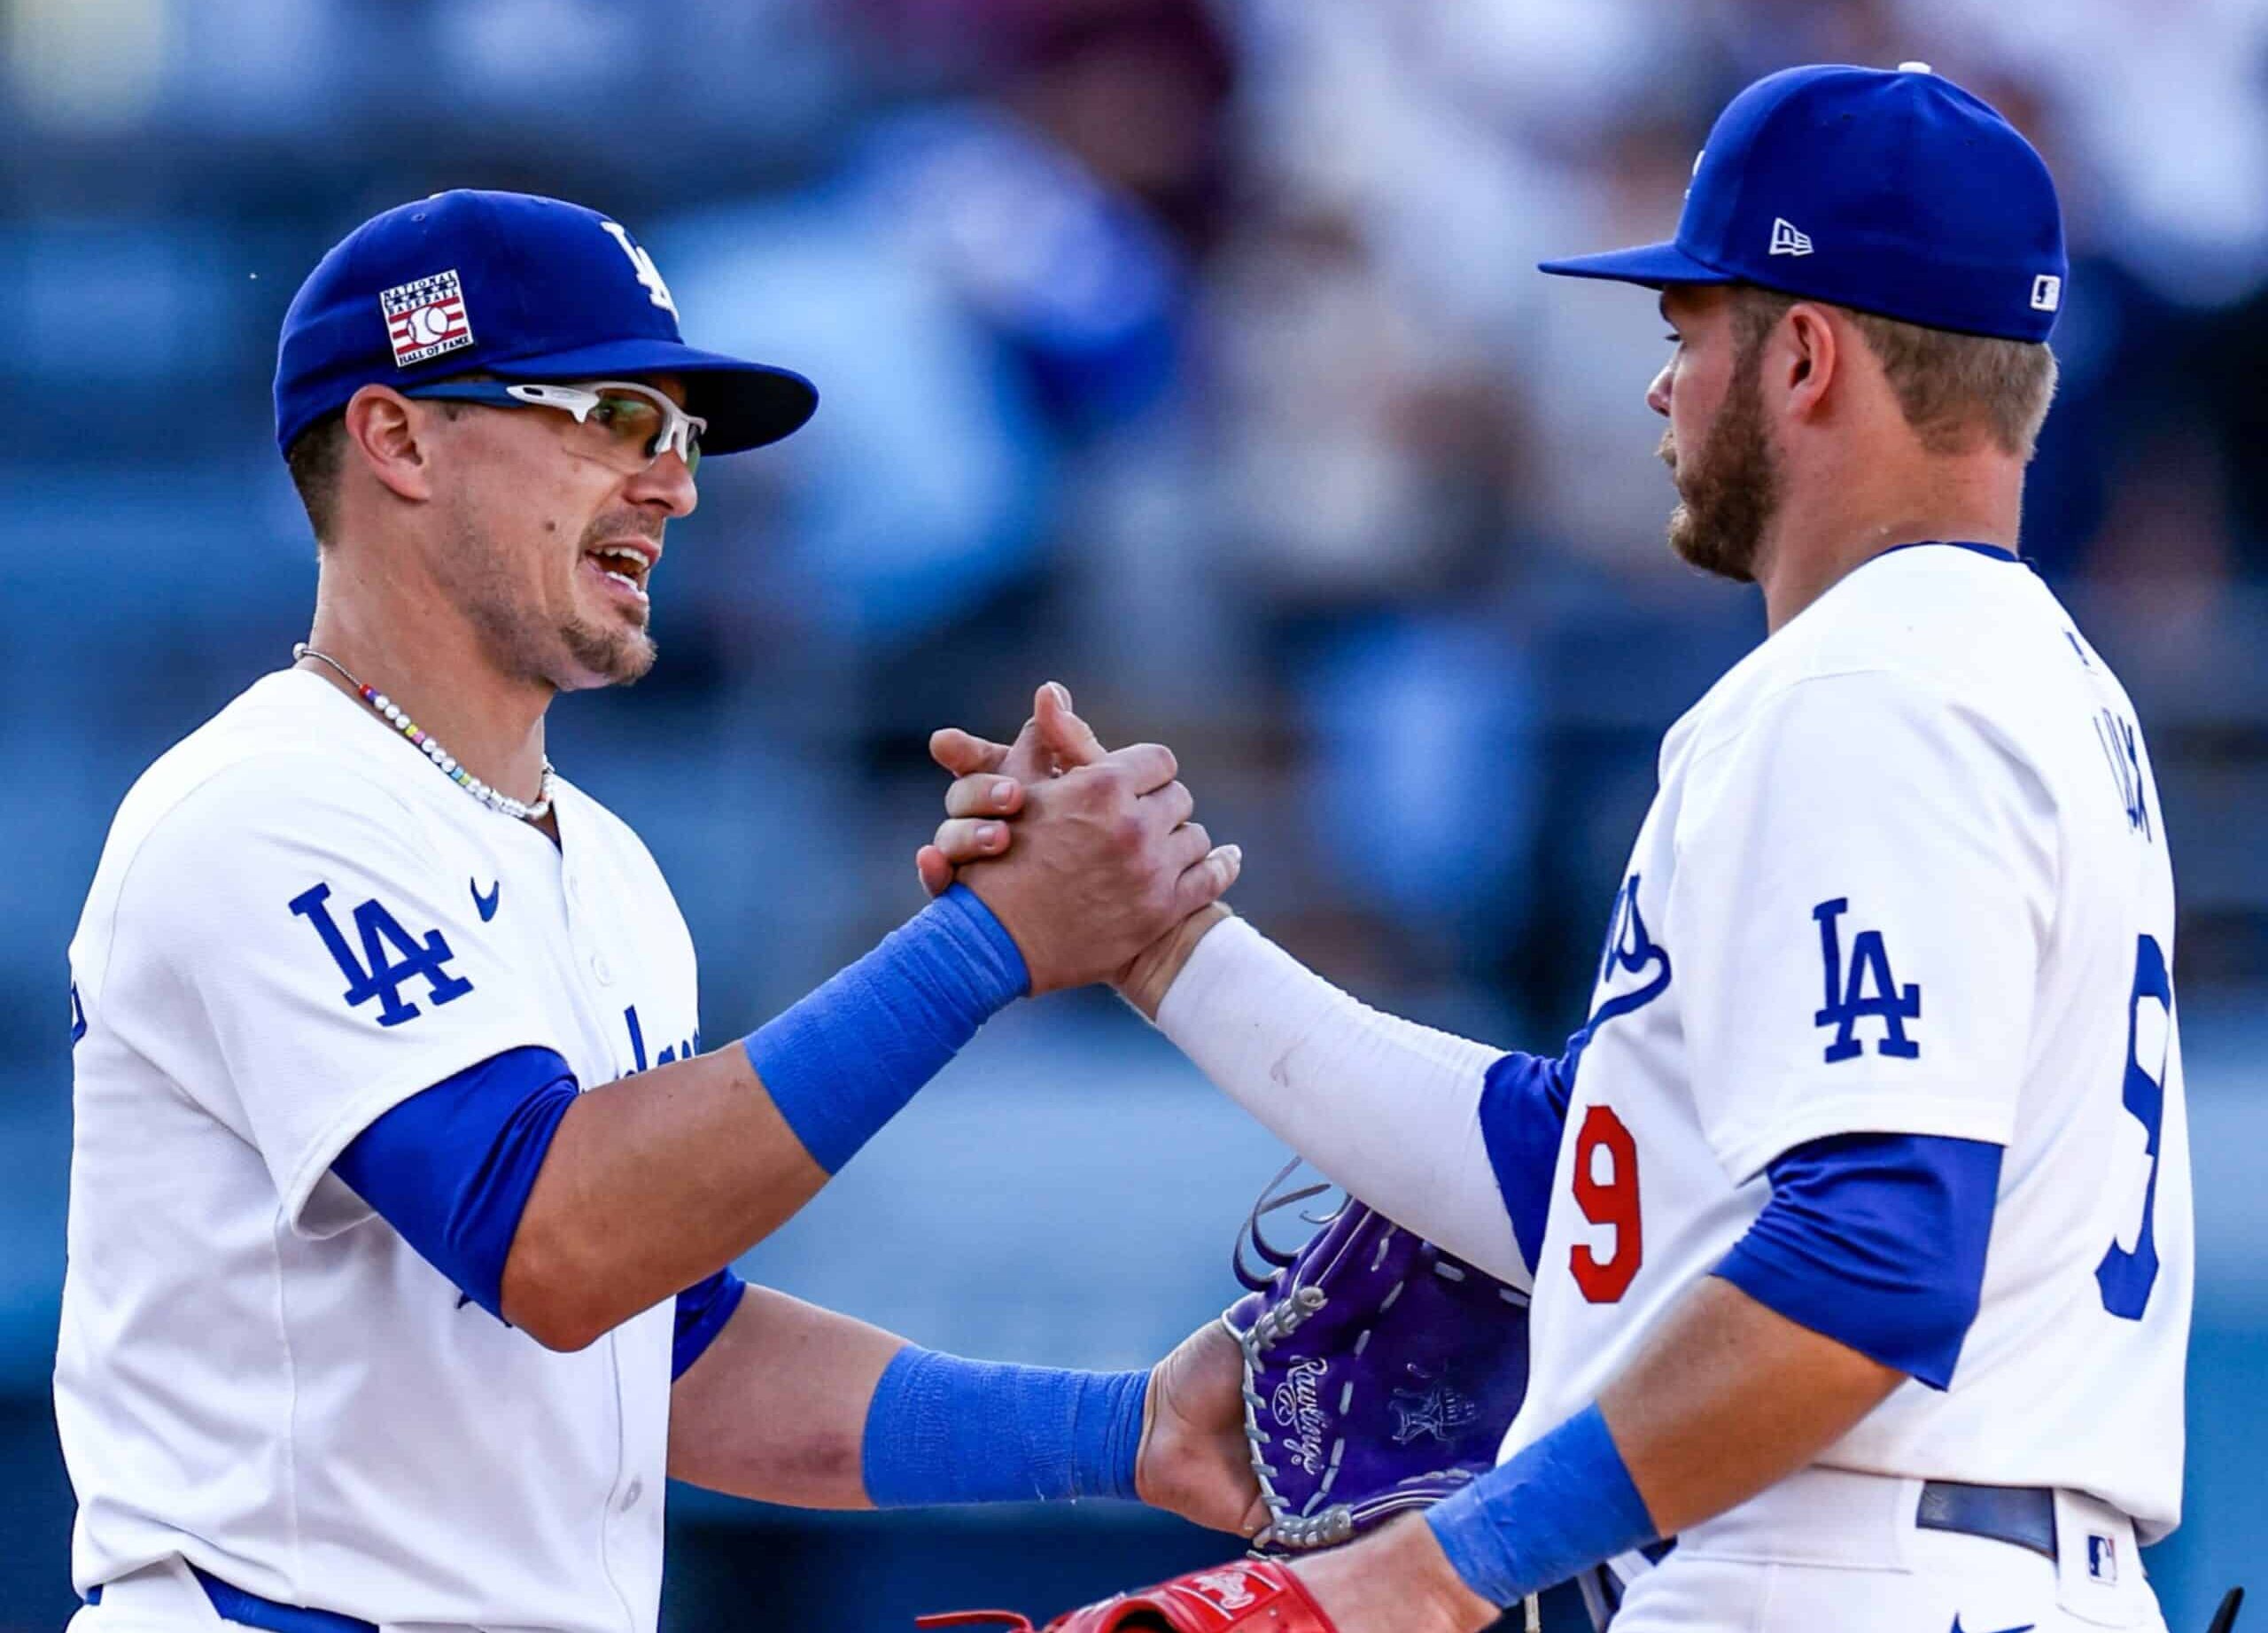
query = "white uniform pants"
xmin=1606 ymin=1468 xmax=2166 ymax=1633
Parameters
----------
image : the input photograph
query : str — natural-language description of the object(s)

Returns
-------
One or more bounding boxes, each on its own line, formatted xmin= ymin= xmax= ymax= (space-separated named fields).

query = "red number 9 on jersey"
xmin=1571 ymin=1104 xmax=1643 ymax=1303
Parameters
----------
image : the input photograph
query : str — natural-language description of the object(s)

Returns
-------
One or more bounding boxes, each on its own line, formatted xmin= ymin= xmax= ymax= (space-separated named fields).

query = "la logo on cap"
xmin=601 ymin=221 xmax=679 ymax=318
xmin=1769 ymin=217 xmax=1814 ymax=257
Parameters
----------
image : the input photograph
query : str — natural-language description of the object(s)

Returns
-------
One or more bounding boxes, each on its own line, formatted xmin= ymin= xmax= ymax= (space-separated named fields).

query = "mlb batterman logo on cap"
xmin=274 ymin=189 xmax=818 ymax=457
xmin=1540 ymin=62 xmax=2068 ymax=343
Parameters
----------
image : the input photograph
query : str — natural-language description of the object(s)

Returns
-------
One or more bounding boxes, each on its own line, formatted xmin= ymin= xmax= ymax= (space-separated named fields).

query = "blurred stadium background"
xmin=4 ymin=0 xmax=2266 ymax=1626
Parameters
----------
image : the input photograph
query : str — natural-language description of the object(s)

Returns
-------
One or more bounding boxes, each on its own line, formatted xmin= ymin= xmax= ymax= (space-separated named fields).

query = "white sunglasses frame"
xmin=498 ymin=380 xmax=708 ymax=470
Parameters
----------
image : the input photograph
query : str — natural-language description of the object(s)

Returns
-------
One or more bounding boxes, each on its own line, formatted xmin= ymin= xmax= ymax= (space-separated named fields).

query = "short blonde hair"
xmin=1732 ymin=286 xmax=2060 ymax=461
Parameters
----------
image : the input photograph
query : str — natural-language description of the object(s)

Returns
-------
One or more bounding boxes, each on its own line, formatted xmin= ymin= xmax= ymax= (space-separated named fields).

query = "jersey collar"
xmin=1875 ymin=540 xmax=2021 ymax=564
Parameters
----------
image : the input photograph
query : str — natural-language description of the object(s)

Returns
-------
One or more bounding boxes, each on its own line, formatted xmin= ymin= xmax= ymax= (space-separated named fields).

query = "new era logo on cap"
xmin=1769 ymin=217 xmax=1814 ymax=257
xmin=380 ymin=269 xmax=474 ymax=368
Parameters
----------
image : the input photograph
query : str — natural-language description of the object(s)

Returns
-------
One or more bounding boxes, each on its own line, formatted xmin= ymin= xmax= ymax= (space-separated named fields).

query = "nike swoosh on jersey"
xmin=1949 ymin=1617 xmax=2035 ymax=1633
xmin=470 ymin=879 xmax=500 ymax=921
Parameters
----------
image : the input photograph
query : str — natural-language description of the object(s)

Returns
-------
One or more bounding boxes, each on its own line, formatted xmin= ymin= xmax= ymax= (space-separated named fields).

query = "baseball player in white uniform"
xmin=58 ymin=190 xmax=1262 ymax=1633
xmin=921 ymin=66 xmax=2194 ymax=1633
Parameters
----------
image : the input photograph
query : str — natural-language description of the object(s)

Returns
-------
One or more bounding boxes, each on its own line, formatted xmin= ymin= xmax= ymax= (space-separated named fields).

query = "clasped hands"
xmin=913 ymin=681 xmax=1236 ymax=1015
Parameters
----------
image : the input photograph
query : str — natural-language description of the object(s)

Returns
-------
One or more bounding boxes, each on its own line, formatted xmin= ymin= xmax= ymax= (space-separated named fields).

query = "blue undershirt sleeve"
xmin=1713 ymin=1131 xmax=2004 ymax=1389
xmin=331 ymin=1045 xmax=579 ymax=1322
xmin=1478 ymin=1037 xmax=1582 ymax=1272
xmin=672 ymin=1267 xmax=750 ymax=1380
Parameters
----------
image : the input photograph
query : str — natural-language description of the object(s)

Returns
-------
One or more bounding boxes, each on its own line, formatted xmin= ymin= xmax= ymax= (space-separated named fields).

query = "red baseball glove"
xmin=916 ymin=1559 xmax=1340 ymax=1633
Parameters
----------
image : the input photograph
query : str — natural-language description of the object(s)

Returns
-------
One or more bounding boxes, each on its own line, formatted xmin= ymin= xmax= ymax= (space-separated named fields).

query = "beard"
xmin=436 ymin=503 xmax=659 ymax=691
xmin=557 ymin=590 xmax=656 ymax=688
xmin=1659 ymin=353 xmax=1780 ymax=583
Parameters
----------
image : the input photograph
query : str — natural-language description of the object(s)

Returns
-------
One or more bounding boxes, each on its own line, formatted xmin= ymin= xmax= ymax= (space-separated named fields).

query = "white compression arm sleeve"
xmin=1153 ymin=916 xmax=1531 ymax=1288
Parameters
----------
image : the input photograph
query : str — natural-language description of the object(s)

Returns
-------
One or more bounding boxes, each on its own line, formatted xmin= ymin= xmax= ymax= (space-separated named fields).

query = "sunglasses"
xmin=401 ymin=378 xmax=706 ymax=476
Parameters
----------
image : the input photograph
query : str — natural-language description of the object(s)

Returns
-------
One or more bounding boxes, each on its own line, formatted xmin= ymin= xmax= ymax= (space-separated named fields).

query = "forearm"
xmin=666 ymin=1284 xmax=905 ymax=1506
xmin=1602 ymin=1277 xmax=1904 ymax=1532
xmin=666 ymin=1285 xmax=1150 ymax=1512
xmin=501 ymin=1046 xmax=824 ymax=1348
xmin=1145 ymin=914 xmax=1527 ymax=1286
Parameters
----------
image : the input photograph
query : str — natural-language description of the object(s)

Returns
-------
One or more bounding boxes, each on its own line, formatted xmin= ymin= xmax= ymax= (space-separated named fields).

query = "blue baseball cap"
xmin=275 ymin=189 xmax=818 ymax=456
xmin=1540 ymin=64 xmax=2067 ymax=343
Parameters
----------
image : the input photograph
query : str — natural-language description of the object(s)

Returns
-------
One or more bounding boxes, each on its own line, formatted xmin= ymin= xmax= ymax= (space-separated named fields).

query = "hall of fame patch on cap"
xmin=380 ymin=269 xmax=474 ymax=368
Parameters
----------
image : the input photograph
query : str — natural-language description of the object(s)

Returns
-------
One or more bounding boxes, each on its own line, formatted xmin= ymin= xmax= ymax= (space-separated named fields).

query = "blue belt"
xmin=86 ymin=1565 xmax=379 ymax=1633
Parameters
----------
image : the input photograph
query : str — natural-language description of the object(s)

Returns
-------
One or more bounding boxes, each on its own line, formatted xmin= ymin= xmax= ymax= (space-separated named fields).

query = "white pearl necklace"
xmin=293 ymin=644 xmax=556 ymax=822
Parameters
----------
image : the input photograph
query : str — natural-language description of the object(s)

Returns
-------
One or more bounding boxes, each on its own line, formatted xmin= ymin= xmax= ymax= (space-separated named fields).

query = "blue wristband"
xmin=1423 ymin=1404 xmax=1658 ymax=1607
xmin=744 ymin=884 xmax=1027 ymax=1174
xmin=860 ymin=1346 xmax=1148 ymax=1507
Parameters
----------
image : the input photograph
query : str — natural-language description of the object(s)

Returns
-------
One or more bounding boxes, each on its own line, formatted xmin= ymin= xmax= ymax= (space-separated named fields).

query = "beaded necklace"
xmin=292 ymin=643 xmax=556 ymax=822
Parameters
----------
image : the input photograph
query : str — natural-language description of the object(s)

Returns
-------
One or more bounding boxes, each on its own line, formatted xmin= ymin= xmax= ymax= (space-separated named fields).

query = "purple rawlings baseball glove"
xmin=1223 ymin=1165 xmax=1533 ymax=1553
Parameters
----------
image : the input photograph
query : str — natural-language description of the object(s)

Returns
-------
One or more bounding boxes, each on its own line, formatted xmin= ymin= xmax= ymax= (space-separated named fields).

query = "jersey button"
xmin=620 ymin=1477 xmax=644 ymax=1511
xmin=590 ymin=952 xmax=615 ymax=985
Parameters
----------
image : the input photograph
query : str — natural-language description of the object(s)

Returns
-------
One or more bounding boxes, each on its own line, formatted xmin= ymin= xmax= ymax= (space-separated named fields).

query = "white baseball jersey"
xmin=59 ymin=668 xmax=702 ymax=1631
xmin=1503 ymin=542 xmax=2191 ymax=1538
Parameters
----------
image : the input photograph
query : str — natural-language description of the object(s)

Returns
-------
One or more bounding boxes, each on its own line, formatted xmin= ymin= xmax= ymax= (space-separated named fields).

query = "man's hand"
xmin=1134 ymin=1318 xmax=1267 ymax=1537
xmin=913 ymin=681 xmax=1112 ymax=893
xmin=932 ymin=683 xmax=1238 ymax=994
xmin=1285 ymin=1516 xmax=1502 ymax=1633
xmin=917 ymin=685 xmax=1237 ymax=1008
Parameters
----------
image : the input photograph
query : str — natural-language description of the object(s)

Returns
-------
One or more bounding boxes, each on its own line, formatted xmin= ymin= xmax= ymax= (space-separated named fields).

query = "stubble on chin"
xmin=560 ymin=617 xmax=656 ymax=688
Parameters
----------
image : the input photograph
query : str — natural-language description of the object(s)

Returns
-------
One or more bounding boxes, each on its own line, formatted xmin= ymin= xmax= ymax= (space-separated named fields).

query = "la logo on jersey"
xmin=1588 ymin=873 xmax=1672 ymax=1030
xmin=290 ymin=882 xmax=474 ymax=1028
xmin=1812 ymin=897 xmax=1921 ymax=1061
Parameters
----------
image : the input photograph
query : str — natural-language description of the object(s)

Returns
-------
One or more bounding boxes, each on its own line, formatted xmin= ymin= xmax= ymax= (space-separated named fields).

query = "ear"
xmin=341 ymin=385 xmax=439 ymax=505
xmin=1777 ymin=302 xmax=1840 ymax=424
